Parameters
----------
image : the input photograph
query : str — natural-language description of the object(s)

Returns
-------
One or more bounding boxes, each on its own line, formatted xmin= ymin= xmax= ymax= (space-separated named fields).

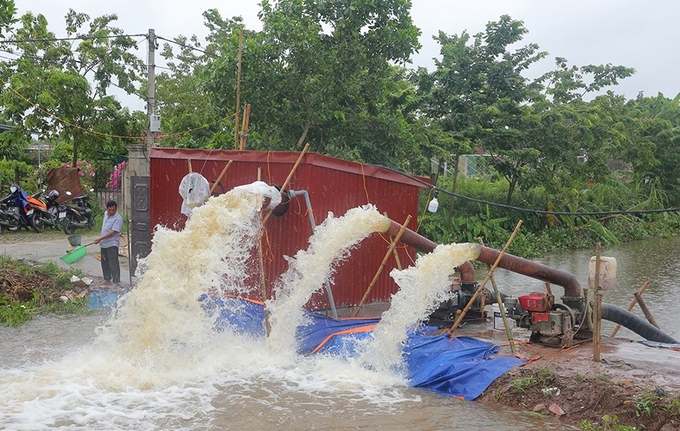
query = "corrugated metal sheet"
xmin=149 ymin=148 xmax=429 ymax=309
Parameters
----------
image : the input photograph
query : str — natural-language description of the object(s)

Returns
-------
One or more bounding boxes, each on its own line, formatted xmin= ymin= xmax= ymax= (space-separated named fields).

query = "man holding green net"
xmin=94 ymin=200 xmax=124 ymax=286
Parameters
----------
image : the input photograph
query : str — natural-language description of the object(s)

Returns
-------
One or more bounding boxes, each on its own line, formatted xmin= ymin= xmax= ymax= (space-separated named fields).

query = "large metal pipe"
xmin=385 ymin=220 xmax=582 ymax=299
xmin=385 ymin=221 xmax=476 ymax=283
xmin=477 ymin=246 xmax=582 ymax=299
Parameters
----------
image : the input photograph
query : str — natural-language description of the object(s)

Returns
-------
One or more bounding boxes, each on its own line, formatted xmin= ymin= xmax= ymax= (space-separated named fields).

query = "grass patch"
xmin=0 ymin=256 xmax=91 ymax=326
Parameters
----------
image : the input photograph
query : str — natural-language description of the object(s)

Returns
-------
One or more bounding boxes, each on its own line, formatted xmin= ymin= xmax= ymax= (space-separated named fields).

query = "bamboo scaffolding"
xmin=210 ymin=160 xmax=233 ymax=194
xmin=610 ymin=281 xmax=650 ymax=337
xmin=239 ymin=104 xmax=251 ymax=150
xmin=634 ymin=292 xmax=661 ymax=329
xmin=477 ymin=237 xmax=516 ymax=355
xmin=448 ymin=220 xmax=523 ymax=336
xmin=354 ymin=215 xmax=411 ymax=317
xmin=259 ymin=143 xmax=308 ymax=332
xmin=262 ymin=143 xmax=310 ymax=226
xmin=383 ymin=212 xmax=403 ymax=271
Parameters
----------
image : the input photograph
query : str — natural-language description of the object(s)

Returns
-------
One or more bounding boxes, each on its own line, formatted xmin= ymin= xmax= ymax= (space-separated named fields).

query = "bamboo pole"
xmin=593 ymin=243 xmax=602 ymax=362
xmin=210 ymin=160 xmax=233 ymax=194
xmin=448 ymin=220 xmax=523 ymax=336
xmin=478 ymin=237 xmax=516 ymax=354
xmin=234 ymin=27 xmax=243 ymax=149
xmin=354 ymin=215 xmax=411 ymax=317
xmin=257 ymin=166 xmax=271 ymax=334
xmin=187 ymin=159 xmax=192 ymax=173
xmin=262 ymin=143 xmax=310 ymax=226
xmin=610 ymin=281 xmax=650 ymax=337
xmin=633 ymin=292 xmax=661 ymax=329
xmin=239 ymin=104 xmax=251 ymax=150
xmin=383 ymin=212 xmax=403 ymax=271
xmin=259 ymin=233 xmax=271 ymax=335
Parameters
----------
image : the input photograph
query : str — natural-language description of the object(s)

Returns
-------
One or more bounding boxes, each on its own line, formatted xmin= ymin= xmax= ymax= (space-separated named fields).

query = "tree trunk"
xmin=297 ymin=123 xmax=310 ymax=148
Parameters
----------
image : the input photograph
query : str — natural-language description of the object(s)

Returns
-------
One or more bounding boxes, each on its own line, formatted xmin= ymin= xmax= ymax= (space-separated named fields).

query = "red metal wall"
xmin=149 ymin=148 xmax=429 ymax=309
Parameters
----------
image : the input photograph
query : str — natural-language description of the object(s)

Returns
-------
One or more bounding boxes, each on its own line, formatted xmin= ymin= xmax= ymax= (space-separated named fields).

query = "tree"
xmin=153 ymin=32 xmax=225 ymax=149
xmin=202 ymin=0 xmax=422 ymax=167
xmin=538 ymin=57 xmax=635 ymax=104
xmin=421 ymin=15 xmax=547 ymax=204
xmin=0 ymin=0 xmax=16 ymax=37
xmin=0 ymin=10 xmax=145 ymax=168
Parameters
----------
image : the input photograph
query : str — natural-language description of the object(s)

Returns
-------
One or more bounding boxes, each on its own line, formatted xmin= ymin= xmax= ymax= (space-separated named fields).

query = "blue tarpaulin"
xmin=203 ymin=295 xmax=526 ymax=400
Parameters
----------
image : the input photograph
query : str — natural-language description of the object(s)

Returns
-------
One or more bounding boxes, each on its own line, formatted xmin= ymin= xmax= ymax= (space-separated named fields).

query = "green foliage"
xmin=578 ymin=415 xmax=637 ymax=431
xmin=0 ymin=157 xmax=33 ymax=189
xmin=535 ymin=366 xmax=556 ymax=386
xmin=0 ymin=292 xmax=37 ymax=326
xmin=0 ymin=256 xmax=91 ymax=326
xmin=1 ymin=10 xmax=144 ymax=167
xmin=199 ymin=1 xmax=424 ymax=168
xmin=0 ymin=0 xmax=15 ymax=37
xmin=510 ymin=375 xmax=537 ymax=394
xmin=634 ymin=391 xmax=660 ymax=417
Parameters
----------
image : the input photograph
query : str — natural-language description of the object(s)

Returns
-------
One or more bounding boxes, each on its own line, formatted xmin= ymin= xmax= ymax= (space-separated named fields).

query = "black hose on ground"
xmin=601 ymin=302 xmax=678 ymax=344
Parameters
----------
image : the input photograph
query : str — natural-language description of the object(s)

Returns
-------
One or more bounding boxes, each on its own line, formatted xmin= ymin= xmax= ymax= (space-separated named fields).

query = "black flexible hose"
xmin=601 ymin=302 xmax=678 ymax=344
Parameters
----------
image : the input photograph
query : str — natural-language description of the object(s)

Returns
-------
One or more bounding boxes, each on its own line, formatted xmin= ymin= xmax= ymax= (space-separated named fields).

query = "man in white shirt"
xmin=94 ymin=200 xmax=124 ymax=285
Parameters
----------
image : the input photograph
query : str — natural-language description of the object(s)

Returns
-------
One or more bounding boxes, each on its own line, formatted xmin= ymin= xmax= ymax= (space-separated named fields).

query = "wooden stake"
xmin=634 ymin=291 xmax=661 ymax=329
xmin=262 ymin=143 xmax=310 ymax=225
xmin=234 ymin=27 xmax=243 ymax=149
xmin=354 ymin=215 xmax=411 ymax=316
xmin=210 ymin=160 xmax=233 ymax=194
xmin=593 ymin=243 xmax=602 ymax=362
xmin=478 ymin=237 xmax=516 ymax=354
xmin=187 ymin=159 xmax=192 ymax=173
xmin=256 ymin=164 xmax=271 ymax=334
xmin=383 ymin=212 xmax=403 ymax=271
xmin=239 ymin=104 xmax=251 ymax=150
xmin=259 ymin=232 xmax=271 ymax=335
xmin=610 ymin=281 xmax=650 ymax=337
xmin=448 ymin=220 xmax=523 ymax=336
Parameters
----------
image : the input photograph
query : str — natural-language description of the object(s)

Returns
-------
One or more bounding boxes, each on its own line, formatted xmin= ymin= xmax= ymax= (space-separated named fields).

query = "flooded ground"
xmin=2 ymin=199 xmax=679 ymax=429
xmin=0 ymin=190 xmax=577 ymax=430
xmin=0 ymin=311 xmax=574 ymax=430
xmin=494 ymin=235 xmax=680 ymax=341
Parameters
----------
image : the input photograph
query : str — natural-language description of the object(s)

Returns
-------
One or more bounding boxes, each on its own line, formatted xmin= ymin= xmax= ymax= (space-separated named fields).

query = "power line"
xmin=376 ymin=164 xmax=680 ymax=217
xmin=1 ymin=33 xmax=148 ymax=44
xmin=156 ymin=35 xmax=215 ymax=57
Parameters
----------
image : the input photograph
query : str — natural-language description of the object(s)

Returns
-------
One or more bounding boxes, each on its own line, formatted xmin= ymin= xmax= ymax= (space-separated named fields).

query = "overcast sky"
xmin=17 ymin=0 xmax=680 ymax=111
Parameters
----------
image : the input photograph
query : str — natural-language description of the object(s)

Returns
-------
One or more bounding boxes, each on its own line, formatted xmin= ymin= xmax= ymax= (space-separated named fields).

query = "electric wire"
xmin=372 ymin=163 xmax=680 ymax=217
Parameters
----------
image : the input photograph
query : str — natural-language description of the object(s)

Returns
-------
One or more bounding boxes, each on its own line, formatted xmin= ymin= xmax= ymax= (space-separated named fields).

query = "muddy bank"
xmin=478 ymin=335 xmax=680 ymax=430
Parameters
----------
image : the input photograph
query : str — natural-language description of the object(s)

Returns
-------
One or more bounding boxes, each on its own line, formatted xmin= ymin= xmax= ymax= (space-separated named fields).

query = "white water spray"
xmin=265 ymin=205 xmax=390 ymax=354
xmin=0 ymin=184 xmax=489 ymax=430
xmin=360 ymin=243 xmax=482 ymax=373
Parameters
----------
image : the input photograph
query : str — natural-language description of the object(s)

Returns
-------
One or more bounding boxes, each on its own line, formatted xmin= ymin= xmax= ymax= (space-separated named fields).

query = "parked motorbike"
xmin=0 ymin=184 xmax=35 ymax=232
xmin=60 ymin=190 xmax=95 ymax=235
xmin=27 ymin=189 xmax=61 ymax=232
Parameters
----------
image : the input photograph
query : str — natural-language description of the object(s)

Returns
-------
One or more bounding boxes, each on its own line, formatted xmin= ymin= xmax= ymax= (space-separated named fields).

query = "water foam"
xmin=0 ymin=186 xmax=479 ymax=429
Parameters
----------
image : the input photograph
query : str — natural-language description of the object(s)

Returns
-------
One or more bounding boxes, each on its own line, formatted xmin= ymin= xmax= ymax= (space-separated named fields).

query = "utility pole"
xmin=124 ymin=28 xmax=156 ymax=281
xmin=147 ymin=28 xmax=157 ymax=150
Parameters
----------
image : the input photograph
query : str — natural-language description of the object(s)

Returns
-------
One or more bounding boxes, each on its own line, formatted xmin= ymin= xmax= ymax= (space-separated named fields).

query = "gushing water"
xmin=265 ymin=206 xmax=390 ymax=355
xmin=360 ymin=243 xmax=482 ymax=373
xmin=0 ymin=185 xmax=495 ymax=430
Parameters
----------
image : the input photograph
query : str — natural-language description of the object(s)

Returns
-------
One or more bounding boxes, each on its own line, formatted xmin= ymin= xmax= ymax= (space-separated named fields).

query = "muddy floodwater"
xmin=2 ymin=207 xmax=678 ymax=430
xmin=495 ymin=235 xmax=680 ymax=341
xmin=1 ymin=311 xmax=573 ymax=430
